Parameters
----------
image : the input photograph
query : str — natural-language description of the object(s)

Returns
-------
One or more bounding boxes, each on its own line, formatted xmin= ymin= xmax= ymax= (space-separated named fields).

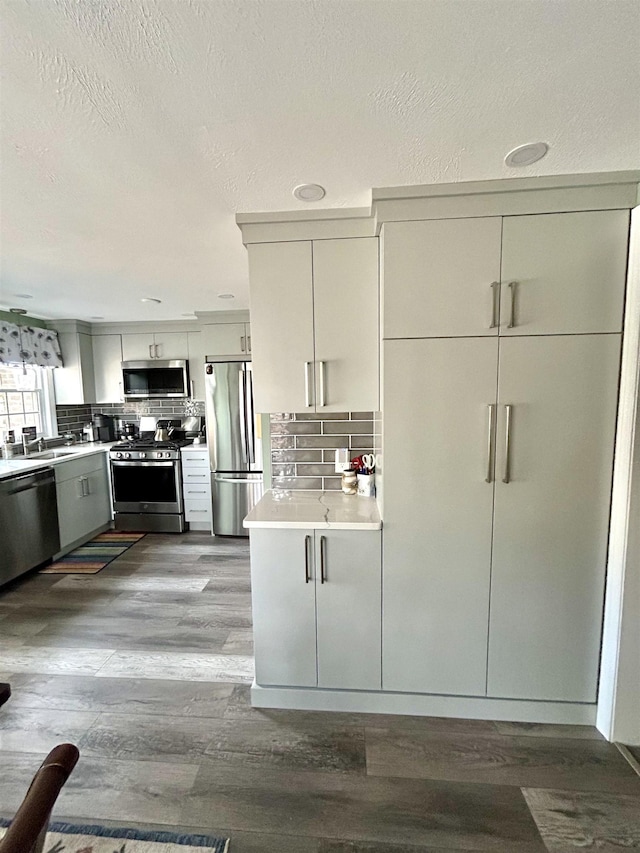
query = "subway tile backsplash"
xmin=270 ymin=412 xmax=375 ymax=491
xmin=56 ymin=400 xmax=205 ymax=436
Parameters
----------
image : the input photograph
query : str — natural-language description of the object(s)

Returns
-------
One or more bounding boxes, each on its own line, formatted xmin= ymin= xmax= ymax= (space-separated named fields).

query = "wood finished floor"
xmin=1 ymin=531 xmax=639 ymax=852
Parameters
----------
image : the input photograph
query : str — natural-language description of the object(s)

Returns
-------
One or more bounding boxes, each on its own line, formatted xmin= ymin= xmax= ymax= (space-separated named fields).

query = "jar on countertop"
xmin=341 ymin=469 xmax=357 ymax=495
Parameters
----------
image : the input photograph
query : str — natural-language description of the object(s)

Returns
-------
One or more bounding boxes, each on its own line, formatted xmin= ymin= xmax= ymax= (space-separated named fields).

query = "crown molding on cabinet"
xmin=237 ymin=171 xmax=640 ymax=244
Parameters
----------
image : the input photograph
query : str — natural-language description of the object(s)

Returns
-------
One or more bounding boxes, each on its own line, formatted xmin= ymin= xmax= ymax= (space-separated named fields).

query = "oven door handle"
xmin=110 ymin=461 xmax=176 ymax=468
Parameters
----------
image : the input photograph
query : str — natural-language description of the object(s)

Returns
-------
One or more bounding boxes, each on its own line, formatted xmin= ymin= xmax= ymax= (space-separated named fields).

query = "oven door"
xmin=111 ymin=461 xmax=183 ymax=514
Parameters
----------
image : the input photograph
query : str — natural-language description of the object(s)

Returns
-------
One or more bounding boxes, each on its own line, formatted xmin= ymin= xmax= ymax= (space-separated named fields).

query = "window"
xmin=0 ymin=365 xmax=58 ymax=438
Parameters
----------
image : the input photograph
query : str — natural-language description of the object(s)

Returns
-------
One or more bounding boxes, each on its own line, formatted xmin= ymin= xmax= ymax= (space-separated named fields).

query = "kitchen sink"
xmin=30 ymin=450 xmax=78 ymax=459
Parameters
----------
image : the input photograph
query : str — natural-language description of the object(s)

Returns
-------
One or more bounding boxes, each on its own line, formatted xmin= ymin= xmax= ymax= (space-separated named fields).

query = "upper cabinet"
xmin=383 ymin=209 xmax=629 ymax=339
xmin=248 ymin=237 xmax=379 ymax=413
xmin=121 ymin=332 xmax=188 ymax=361
xmin=92 ymin=334 xmax=124 ymax=404
xmin=52 ymin=328 xmax=96 ymax=405
xmin=499 ymin=210 xmax=629 ymax=336
xmin=201 ymin=322 xmax=251 ymax=358
xmin=383 ymin=217 xmax=502 ymax=339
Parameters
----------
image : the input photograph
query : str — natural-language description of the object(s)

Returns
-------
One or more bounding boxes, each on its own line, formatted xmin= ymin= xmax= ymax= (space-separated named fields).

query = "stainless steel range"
xmin=109 ymin=440 xmax=190 ymax=533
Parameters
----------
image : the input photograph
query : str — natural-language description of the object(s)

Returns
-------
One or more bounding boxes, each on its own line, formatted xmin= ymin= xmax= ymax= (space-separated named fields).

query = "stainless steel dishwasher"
xmin=0 ymin=467 xmax=60 ymax=586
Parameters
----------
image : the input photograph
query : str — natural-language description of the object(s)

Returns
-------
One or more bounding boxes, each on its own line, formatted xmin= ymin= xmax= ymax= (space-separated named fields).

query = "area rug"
xmin=40 ymin=531 xmax=146 ymax=574
xmin=0 ymin=819 xmax=229 ymax=852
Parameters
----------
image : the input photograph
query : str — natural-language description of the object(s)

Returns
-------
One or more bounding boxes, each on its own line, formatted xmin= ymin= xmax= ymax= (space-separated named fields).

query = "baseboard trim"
xmin=250 ymin=681 xmax=597 ymax=725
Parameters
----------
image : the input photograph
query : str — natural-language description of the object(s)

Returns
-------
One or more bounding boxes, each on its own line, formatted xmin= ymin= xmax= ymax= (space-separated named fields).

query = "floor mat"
xmin=40 ymin=531 xmax=146 ymax=574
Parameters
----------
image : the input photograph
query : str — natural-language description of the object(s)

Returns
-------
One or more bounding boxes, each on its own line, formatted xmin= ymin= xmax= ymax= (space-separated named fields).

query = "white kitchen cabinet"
xmin=201 ymin=323 xmax=252 ymax=358
xmin=487 ymin=334 xmax=620 ymax=702
xmin=382 ymin=333 xmax=621 ymax=702
xmin=181 ymin=448 xmax=212 ymax=530
xmin=186 ymin=332 xmax=205 ymax=400
xmin=121 ymin=332 xmax=188 ymax=361
xmin=499 ymin=210 xmax=629 ymax=336
xmin=382 ymin=338 xmax=498 ymax=696
xmin=55 ymin=453 xmax=112 ymax=553
xmin=247 ymin=238 xmax=378 ymax=413
xmin=383 ymin=218 xmax=502 ymax=339
xmin=249 ymin=241 xmax=314 ymax=414
xmin=383 ymin=210 xmax=628 ymax=340
xmin=53 ymin=331 xmax=96 ymax=405
xmin=92 ymin=334 xmax=123 ymax=403
xmin=250 ymin=527 xmax=381 ymax=689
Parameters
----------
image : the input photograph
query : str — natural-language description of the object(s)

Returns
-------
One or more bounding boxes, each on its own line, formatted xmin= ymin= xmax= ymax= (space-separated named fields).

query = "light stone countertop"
xmin=0 ymin=443 xmax=112 ymax=481
xmin=243 ymin=489 xmax=382 ymax=530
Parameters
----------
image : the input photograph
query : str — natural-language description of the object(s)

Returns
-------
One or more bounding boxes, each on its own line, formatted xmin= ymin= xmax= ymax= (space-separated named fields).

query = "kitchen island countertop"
xmin=244 ymin=489 xmax=381 ymax=530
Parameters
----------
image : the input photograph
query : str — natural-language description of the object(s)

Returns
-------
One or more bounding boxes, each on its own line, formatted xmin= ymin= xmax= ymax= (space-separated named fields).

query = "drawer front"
xmin=181 ymin=453 xmax=209 ymax=467
xmin=54 ymin=453 xmax=107 ymax=484
xmin=185 ymin=499 xmax=212 ymax=520
xmin=183 ymin=483 xmax=211 ymax=499
xmin=182 ymin=471 xmax=210 ymax=485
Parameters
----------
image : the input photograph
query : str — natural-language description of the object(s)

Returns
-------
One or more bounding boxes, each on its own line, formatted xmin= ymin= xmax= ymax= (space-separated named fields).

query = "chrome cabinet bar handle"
xmin=155 ymin=343 xmax=161 ymax=359
xmin=318 ymin=361 xmax=326 ymax=407
xmin=304 ymin=535 xmax=312 ymax=583
xmin=485 ymin=404 xmax=496 ymax=483
xmin=240 ymin=336 xmax=246 ymax=352
xmin=247 ymin=335 xmax=251 ymax=352
xmin=85 ymin=476 xmax=90 ymax=496
xmin=304 ymin=362 xmax=313 ymax=408
xmin=190 ymin=380 xmax=195 ymax=399
xmin=507 ymin=281 xmax=517 ymax=329
xmin=502 ymin=405 xmax=513 ymax=484
xmin=320 ymin=535 xmax=326 ymax=583
xmin=489 ymin=281 xmax=500 ymax=329
xmin=149 ymin=344 xmax=154 ymax=359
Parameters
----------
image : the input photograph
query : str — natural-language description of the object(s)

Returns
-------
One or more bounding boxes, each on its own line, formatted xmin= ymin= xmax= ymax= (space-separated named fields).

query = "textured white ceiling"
xmin=1 ymin=0 xmax=639 ymax=322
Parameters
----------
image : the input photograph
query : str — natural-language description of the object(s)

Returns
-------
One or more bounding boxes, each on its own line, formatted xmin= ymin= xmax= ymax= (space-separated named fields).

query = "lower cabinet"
xmin=55 ymin=454 xmax=112 ymax=553
xmin=250 ymin=528 xmax=381 ymax=690
xmin=181 ymin=448 xmax=212 ymax=529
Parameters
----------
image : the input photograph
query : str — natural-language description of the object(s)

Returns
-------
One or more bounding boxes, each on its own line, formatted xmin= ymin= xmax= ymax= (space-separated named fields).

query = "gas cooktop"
xmin=111 ymin=439 xmax=193 ymax=451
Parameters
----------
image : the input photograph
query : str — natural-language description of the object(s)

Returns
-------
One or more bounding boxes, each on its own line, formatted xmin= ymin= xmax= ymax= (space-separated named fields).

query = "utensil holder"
xmin=357 ymin=473 xmax=375 ymax=497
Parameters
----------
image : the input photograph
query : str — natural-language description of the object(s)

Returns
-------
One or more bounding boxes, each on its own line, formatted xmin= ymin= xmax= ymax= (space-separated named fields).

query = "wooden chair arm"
xmin=0 ymin=744 xmax=79 ymax=853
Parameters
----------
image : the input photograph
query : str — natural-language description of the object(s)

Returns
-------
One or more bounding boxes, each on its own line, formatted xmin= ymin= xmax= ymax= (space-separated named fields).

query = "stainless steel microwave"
xmin=121 ymin=360 xmax=190 ymax=399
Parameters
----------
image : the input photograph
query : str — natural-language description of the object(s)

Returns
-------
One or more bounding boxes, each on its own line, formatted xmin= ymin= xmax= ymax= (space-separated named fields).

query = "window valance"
xmin=0 ymin=321 xmax=64 ymax=367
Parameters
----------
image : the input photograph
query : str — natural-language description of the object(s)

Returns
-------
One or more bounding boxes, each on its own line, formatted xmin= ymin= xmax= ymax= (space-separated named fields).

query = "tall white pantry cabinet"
xmin=382 ymin=208 xmax=629 ymax=704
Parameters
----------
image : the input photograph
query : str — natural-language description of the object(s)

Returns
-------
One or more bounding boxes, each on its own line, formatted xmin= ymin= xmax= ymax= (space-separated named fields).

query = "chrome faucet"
xmin=22 ymin=436 xmax=45 ymax=456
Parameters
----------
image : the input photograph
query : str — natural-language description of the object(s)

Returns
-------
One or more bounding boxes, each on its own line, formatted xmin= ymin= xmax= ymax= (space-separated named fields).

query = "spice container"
xmin=341 ymin=469 xmax=357 ymax=495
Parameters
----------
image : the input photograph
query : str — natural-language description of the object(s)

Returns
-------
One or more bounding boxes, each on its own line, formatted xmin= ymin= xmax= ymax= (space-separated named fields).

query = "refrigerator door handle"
xmin=245 ymin=365 xmax=256 ymax=465
xmin=238 ymin=366 xmax=249 ymax=466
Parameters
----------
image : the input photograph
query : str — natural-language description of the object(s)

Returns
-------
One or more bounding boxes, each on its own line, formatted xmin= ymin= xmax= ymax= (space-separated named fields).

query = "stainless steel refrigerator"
xmin=204 ymin=359 xmax=263 ymax=536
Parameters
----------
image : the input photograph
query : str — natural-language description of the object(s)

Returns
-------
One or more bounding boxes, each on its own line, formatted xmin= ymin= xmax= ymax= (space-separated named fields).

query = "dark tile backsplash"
xmin=270 ymin=412 xmax=376 ymax=491
xmin=56 ymin=400 xmax=205 ymax=437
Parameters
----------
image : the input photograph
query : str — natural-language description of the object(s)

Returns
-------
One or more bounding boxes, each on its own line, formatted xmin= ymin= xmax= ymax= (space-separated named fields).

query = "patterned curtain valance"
xmin=0 ymin=321 xmax=64 ymax=368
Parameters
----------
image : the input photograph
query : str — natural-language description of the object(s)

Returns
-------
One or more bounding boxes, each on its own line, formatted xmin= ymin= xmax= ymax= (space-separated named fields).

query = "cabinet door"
xmin=121 ymin=333 xmax=155 ymax=361
xmin=313 ymin=238 xmax=379 ymax=412
xmin=186 ymin=332 xmax=204 ymax=401
xmin=247 ymin=241 xmax=314 ymax=413
xmin=84 ymin=462 xmax=112 ymax=530
xmin=382 ymin=338 xmax=497 ymax=696
xmin=56 ymin=476 xmax=88 ymax=551
xmin=500 ymin=210 xmax=629 ymax=336
xmin=53 ymin=332 xmax=95 ymax=404
xmin=383 ymin=218 xmax=502 ymax=339
xmin=201 ymin=323 xmax=247 ymax=357
xmin=316 ymin=530 xmax=381 ymax=689
xmin=488 ymin=334 xmax=621 ymax=702
xmin=250 ymin=528 xmax=317 ymax=687
xmin=154 ymin=332 xmax=188 ymax=360
xmin=92 ymin=334 xmax=123 ymax=403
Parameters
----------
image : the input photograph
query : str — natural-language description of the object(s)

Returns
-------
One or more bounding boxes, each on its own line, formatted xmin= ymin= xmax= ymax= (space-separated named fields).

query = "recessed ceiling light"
xmin=9 ymin=307 xmax=27 ymax=314
xmin=140 ymin=297 xmax=162 ymax=304
xmin=504 ymin=142 xmax=549 ymax=168
xmin=13 ymin=293 xmax=33 ymax=299
xmin=217 ymin=293 xmax=234 ymax=300
xmin=293 ymin=183 xmax=326 ymax=202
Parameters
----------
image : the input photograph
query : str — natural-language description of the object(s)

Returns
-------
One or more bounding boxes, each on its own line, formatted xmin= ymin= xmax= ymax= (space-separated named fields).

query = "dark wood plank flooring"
xmin=1 ymin=532 xmax=638 ymax=851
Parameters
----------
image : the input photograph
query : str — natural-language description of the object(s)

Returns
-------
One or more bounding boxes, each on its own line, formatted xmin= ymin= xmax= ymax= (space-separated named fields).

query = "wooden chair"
xmin=0 ymin=744 xmax=79 ymax=853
